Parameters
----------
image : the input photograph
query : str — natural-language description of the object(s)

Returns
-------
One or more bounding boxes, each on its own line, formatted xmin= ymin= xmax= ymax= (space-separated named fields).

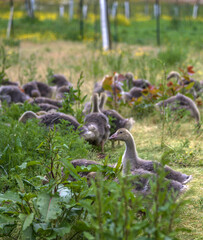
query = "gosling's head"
xmin=125 ymin=72 xmax=134 ymax=81
xmin=31 ymin=89 xmax=40 ymax=98
xmin=109 ymin=128 xmax=130 ymax=141
xmin=167 ymin=71 xmax=181 ymax=81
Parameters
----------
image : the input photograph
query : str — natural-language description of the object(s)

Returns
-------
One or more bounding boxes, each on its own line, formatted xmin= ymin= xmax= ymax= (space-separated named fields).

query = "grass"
xmin=0 ymin=40 xmax=202 ymax=239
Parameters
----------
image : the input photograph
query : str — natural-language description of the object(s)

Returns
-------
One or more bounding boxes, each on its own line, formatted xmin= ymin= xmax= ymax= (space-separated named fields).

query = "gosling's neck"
xmin=122 ymin=133 xmax=139 ymax=174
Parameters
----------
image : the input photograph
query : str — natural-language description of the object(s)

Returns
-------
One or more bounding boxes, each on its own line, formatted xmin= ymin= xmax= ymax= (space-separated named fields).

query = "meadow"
xmin=0 ymin=39 xmax=202 ymax=239
xmin=0 ymin=2 xmax=203 ymax=238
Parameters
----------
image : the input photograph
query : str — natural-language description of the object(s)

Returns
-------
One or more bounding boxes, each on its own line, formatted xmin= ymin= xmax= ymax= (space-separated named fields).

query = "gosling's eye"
xmin=120 ymin=131 xmax=123 ymax=134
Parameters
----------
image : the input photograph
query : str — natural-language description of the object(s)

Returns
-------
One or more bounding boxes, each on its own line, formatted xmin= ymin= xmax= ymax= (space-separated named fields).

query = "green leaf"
xmin=185 ymin=81 xmax=194 ymax=90
xmin=23 ymin=213 xmax=34 ymax=231
xmin=15 ymin=175 xmax=25 ymax=192
xmin=53 ymin=225 xmax=71 ymax=236
xmin=22 ymin=225 xmax=35 ymax=240
xmin=0 ymin=191 xmax=21 ymax=203
xmin=0 ymin=214 xmax=15 ymax=228
xmin=37 ymin=192 xmax=62 ymax=223
xmin=61 ymin=158 xmax=81 ymax=180
xmin=83 ymin=232 xmax=95 ymax=240
xmin=33 ymin=222 xmax=49 ymax=232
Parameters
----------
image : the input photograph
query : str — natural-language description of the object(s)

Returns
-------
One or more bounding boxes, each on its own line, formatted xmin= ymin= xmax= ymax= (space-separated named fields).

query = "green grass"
xmin=0 ymin=39 xmax=202 ymax=239
xmin=1 ymin=13 xmax=203 ymax=48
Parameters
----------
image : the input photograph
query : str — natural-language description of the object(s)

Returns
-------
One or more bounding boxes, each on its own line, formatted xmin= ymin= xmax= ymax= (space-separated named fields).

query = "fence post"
xmin=69 ymin=0 xmax=74 ymax=20
xmin=192 ymin=0 xmax=200 ymax=19
xmin=145 ymin=0 xmax=149 ymax=15
xmin=100 ymin=0 xmax=111 ymax=50
xmin=155 ymin=0 xmax=160 ymax=46
xmin=59 ymin=4 xmax=64 ymax=18
xmin=124 ymin=1 xmax=130 ymax=19
xmin=7 ymin=0 xmax=14 ymax=39
xmin=82 ymin=4 xmax=88 ymax=19
xmin=79 ymin=0 xmax=84 ymax=39
xmin=111 ymin=1 xmax=118 ymax=18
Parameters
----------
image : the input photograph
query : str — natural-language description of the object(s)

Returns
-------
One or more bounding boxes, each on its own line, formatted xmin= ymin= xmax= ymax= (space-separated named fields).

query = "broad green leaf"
xmin=33 ymin=222 xmax=49 ymax=232
xmin=37 ymin=192 xmax=62 ymax=223
xmin=0 ymin=191 xmax=20 ymax=203
xmin=53 ymin=225 xmax=71 ymax=236
xmin=22 ymin=225 xmax=35 ymax=240
xmin=23 ymin=213 xmax=34 ymax=231
xmin=0 ymin=214 xmax=15 ymax=227
xmin=83 ymin=232 xmax=95 ymax=240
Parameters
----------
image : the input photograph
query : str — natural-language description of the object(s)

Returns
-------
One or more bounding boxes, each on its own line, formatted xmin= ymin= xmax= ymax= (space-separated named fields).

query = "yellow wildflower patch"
xmin=0 ymin=11 xmax=25 ymax=20
xmin=87 ymin=13 xmax=99 ymax=24
xmin=35 ymin=12 xmax=58 ymax=21
xmin=16 ymin=31 xmax=56 ymax=41
xmin=134 ymin=48 xmax=146 ymax=57
xmin=132 ymin=14 xmax=151 ymax=22
xmin=116 ymin=14 xmax=130 ymax=26
xmin=161 ymin=15 xmax=172 ymax=21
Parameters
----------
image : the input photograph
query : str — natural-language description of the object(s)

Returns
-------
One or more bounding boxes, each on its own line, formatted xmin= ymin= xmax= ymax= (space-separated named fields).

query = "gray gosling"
xmin=99 ymin=92 xmax=135 ymax=133
xmin=156 ymin=93 xmax=201 ymax=128
xmin=18 ymin=111 xmax=93 ymax=140
xmin=84 ymin=93 xmax=110 ymax=152
xmin=0 ymin=86 xmax=30 ymax=103
xmin=125 ymin=72 xmax=151 ymax=89
xmin=70 ymin=159 xmax=186 ymax=194
xmin=109 ymin=128 xmax=192 ymax=184
xmin=167 ymin=71 xmax=202 ymax=98
xmin=23 ymin=81 xmax=53 ymax=98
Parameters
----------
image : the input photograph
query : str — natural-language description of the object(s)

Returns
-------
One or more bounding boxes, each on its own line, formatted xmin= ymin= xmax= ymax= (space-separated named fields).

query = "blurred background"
xmin=1 ymin=0 xmax=203 ymax=47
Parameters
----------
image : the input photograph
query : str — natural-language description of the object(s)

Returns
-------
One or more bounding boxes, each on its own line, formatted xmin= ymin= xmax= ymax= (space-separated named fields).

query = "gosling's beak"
xmin=109 ymin=132 xmax=118 ymax=140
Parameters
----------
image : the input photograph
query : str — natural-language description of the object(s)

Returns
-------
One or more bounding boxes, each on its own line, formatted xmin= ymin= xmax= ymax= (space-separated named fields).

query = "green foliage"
xmin=0 ymin=101 xmax=40 ymax=121
xmin=2 ymin=38 xmax=20 ymax=47
xmin=0 ymin=100 xmax=188 ymax=239
xmin=46 ymin=67 xmax=55 ymax=85
xmin=0 ymin=160 xmax=184 ymax=240
xmin=161 ymin=140 xmax=203 ymax=168
xmin=60 ymin=72 xmax=87 ymax=123
xmin=158 ymin=45 xmax=187 ymax=66
xmin=22 ymin=53 xmax=37 ymax=82
xmin=0 ymin=45 xmax=10 ymax=84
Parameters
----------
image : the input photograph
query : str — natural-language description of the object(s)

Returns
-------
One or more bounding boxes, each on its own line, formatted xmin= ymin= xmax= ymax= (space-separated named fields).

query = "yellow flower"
xmin=135 ymin=51 xmax=145 ymax=57
xmin=161 ymin=15 xmax=172 ymax=21
xmin=132 ymin=14 xmax=150 ymax=22
xmin=35 ymin=12 xmax=57 ymax=21
xmin=114 ymin=14 xmax=130 ymax=26
xmin=17 ymin=31 xmax=56 ymax=41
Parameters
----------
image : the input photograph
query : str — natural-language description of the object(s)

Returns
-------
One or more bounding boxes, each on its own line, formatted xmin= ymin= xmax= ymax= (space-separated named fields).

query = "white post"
xmin=82 ymin=4 xmax=88 ymax=19
xmin=124 ymin=1 xmax=130 ymax=19
xmin=154 ymin=3 xmax=161 ymax=17
xmin=69 ymin=0 xmax=74 ymax=20
xmin=7 ymin=5 xmax=14 ymax=38
xmin=192 ymin=4 xmax=199 ymax=19
xmin=144 ymin=0 xmax=149 ymax=15
xmin=100 ymin=0 xmax=110 ymax=51
xmin=59 ymin=5 xmax=64 ymax=17
xmin=111 ymin=2 xmax=118 ymax=18
xmin=174 ymin=6 xmax=179 ymax=17
xmin=31 ymin=0 xmax=35 ymax=10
